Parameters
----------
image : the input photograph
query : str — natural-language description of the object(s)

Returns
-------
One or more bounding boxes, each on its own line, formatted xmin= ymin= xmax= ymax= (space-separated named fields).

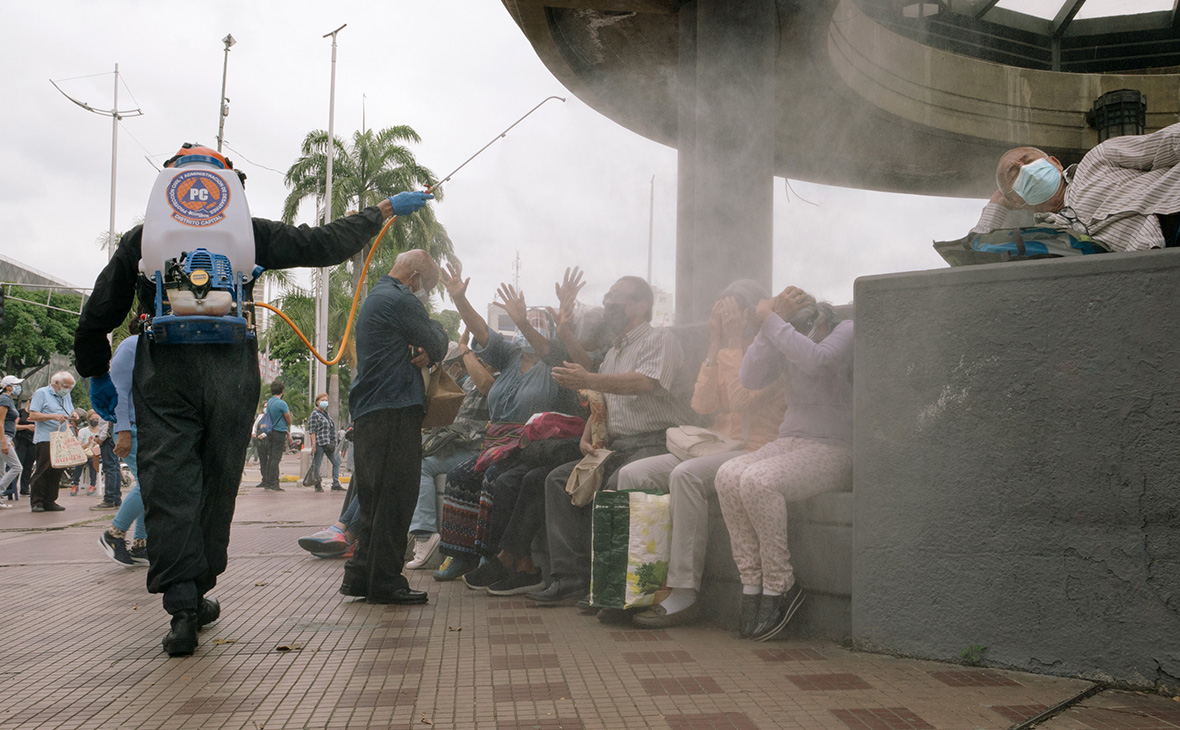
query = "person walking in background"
xmin=91 ymin=409 xmax=122 ymax=511
xmin=306 ymin=393 xmax=343 ymax=492
xmin=259 ymin=382 xmax=292 ymax=492
xmin=12 ymin=397 xmax=35 ymax=498
xmin=27 ymin=371 xmax=76 ymax=513
xmin=0 ymin=376 xmax=25 ymax=508
xmin=71 ymin=414 xmax=98 ymax=497
xmin=97 ymin=328 xmax=148 ymax=567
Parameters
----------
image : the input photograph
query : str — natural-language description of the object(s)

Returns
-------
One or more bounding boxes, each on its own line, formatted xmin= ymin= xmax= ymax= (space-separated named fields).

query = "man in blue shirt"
xmin=259 ymin=382 xmax=292 ymax=492
xmin=26 ymin=372 xmax=76 ymax=512
xmin=341 ymin=249 xmax=449 ymax=605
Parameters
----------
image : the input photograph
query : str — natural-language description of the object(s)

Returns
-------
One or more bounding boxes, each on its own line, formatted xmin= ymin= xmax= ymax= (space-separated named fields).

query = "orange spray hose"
xmin=255 ymin=213 xmax=398 ymax=366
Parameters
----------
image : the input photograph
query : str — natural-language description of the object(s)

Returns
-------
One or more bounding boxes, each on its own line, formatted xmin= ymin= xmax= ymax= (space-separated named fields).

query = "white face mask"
xmin=410 ymin=271 xmax=431 ymax=304
xmin=318 ymin=400 xmax=329 ymax=409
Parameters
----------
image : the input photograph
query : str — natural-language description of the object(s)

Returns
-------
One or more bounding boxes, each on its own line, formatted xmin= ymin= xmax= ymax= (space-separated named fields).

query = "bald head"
xmin=995 ymin=146 xmax=1066 ymax=212
xmin=390 ymin=249 xmax=439 ymax=291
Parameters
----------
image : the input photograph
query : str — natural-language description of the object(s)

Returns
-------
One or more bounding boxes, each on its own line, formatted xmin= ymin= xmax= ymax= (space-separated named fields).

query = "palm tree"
xmin=282 ymin=126 xmax=457 ymax=291
xmin=278 ymin=125 xmax=458 ymax=379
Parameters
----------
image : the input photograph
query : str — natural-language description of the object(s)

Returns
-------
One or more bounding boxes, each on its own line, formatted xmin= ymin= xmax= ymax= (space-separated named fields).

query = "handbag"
xmin=665 ymin=425 xmax=744 ymax=462
xmin=50 ymin=427 xmax=88 ymax=469
xmin=590 ymin=490 xmax=672 ymax=610
xmin=420 ymin=365 xmax=465 ymax=430
xmin=564 ymin=449 xmax=614 ymax=507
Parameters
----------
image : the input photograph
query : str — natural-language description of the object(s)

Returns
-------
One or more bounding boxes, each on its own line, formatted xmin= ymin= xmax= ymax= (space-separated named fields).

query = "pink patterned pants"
xmin=714 ymin=437 xmax=852 ymax=593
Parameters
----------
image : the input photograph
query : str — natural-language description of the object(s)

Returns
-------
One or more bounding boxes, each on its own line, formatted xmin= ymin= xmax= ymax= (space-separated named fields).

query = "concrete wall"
xmin=852 ymin=251 xmax=1180 ymax=694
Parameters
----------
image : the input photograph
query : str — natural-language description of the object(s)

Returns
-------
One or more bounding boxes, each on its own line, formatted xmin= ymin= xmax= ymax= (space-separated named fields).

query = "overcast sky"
xmin=1 ymin=0 xmax=988 ymax=317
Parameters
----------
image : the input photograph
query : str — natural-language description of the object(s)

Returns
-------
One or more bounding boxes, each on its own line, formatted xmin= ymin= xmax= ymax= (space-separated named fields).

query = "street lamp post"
xmin=216 ymin=34 xmax=236 ymax=153
xmin=316 ymin=24 xmax=346 ymax=411
xmin=51 ymin=64 xmax=143 ymax=260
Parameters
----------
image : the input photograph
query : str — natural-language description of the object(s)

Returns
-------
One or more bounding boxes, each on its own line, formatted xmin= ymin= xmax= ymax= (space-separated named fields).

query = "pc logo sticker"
xmin=166 ymin=170 xmax=231 ymax=227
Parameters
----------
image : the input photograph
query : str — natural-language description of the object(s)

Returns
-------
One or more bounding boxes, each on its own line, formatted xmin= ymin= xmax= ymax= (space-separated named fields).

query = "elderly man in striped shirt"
xmin=528 ymin=275 xmax=690 ymax=606
xmin=972 ymin=122 xmax=1180 ymax=252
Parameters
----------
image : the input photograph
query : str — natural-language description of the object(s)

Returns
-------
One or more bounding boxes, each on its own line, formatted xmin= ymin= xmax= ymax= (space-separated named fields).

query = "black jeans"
xmin=29 ymin=441 xmax=67 ymax=508
xmin=100 ymin=436 xmax=121 ymax=505
xmin=260 ymin=433 xmax=286 ymax=488
xmin=134 ymin=338 xmax=258 ymax=615
xmin=342 ymin=407 xmax=424 ymax=598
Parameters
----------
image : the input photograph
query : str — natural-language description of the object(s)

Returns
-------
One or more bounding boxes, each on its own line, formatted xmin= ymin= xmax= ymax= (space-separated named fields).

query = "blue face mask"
xmin=10 ymin=385 xmax=20 ymax=398
xmin=1012 ymin=158 xmax=1062 ymax=206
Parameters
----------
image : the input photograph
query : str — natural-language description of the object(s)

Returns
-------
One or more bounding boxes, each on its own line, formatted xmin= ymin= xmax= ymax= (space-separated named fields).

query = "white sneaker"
xmin=405 ymin=533 xmax=441 ymax=569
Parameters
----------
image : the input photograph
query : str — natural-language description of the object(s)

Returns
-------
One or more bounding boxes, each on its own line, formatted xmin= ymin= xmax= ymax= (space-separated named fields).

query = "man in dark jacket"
xmin=74 ymin=143 xmax=432 ymax=656
xmin=340 ymin=249 xmax=449 ymax=605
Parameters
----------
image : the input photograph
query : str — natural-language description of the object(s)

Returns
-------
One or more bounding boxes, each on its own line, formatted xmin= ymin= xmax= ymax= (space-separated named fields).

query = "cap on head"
xmin=0 ymin=375 xmax=23 ymax=388
xmin=164 ymin=143 xmax=233 ymax=170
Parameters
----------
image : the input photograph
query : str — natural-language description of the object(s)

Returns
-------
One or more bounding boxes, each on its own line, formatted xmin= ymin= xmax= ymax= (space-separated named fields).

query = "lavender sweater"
xmin=739 ymin=316 xmax=853 ymax=447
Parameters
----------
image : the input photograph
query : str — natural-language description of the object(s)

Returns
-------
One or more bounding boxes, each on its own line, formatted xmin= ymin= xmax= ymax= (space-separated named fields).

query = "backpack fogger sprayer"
xmin=138 ymin=144 xmax=261 ymax=344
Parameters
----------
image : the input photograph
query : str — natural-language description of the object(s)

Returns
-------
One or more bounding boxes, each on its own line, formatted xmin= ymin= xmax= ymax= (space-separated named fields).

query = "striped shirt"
xmin=600 ymin=322 xmax=690 ymax=439
xmin=973 ymin=123 xmax=1180 ymax=252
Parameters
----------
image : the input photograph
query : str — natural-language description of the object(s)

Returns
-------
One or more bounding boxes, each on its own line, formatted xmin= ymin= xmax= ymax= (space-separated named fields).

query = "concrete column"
xmin=676 ymin=0 xmax=776 ymax=324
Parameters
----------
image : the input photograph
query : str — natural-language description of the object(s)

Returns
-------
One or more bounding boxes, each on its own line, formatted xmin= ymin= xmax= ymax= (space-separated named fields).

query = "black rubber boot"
xmin=162 ymin=611 xmax=199 ymax=657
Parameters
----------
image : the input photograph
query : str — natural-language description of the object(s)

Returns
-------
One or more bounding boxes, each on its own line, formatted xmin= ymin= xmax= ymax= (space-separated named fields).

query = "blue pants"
xmin=311 ymin=443 xmax=341 ymax=486
xmin=111 ymin=429 xmax=145 ymax=540
xmin=410 ymin=449 xmax=476 ymax=534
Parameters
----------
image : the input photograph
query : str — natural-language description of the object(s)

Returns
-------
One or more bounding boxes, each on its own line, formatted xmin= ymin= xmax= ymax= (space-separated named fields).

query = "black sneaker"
xmin=90 ymin=501 xmax=118 ymax=511
xmin=98 ymin=531 xmax=135 ymax=567
xmin=462 ymin=559 xmax=510 ymax=590
xmin=751 ymin=583 xmax=806 ymax=642
xmin=486 ymin=570 xmax=546 ymax=596
xmin=738 ymin=593 xmax=761 ymax=638
xmin=129 ymin=544 xmax=149 ymax=565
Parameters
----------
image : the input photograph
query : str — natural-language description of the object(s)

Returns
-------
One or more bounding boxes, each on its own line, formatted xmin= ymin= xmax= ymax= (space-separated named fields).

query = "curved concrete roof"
xmin=501 ymin=0 xmax=1180 ymax=198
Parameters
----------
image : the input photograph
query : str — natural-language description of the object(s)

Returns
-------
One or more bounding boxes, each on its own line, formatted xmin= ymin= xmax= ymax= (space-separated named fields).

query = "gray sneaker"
xmin=98 ymin=532 xmax=135 ymax=568
xmin=90 ymin=501 xmax=118 ymax=511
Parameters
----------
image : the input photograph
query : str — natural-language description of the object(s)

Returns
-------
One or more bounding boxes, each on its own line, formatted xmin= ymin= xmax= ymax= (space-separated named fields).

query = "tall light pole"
xmin=51 ymin=64 xmax=144 ymax=260
xmin=316 ymin=24 xmax=346 ymax=410
xmin=216 ymin=34 xmax=236 ymax=153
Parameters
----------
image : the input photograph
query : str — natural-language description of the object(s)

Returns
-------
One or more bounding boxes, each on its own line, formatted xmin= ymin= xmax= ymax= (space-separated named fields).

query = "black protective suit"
xmin=74 ymin=209 xmax=384 ymax=615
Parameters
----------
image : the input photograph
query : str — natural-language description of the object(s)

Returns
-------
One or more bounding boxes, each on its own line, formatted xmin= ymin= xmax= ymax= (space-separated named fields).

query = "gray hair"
xmin=50 ymin=371 xmax=75 ymax=387
xmin=788 ymin=302 xmax=840 ymax=342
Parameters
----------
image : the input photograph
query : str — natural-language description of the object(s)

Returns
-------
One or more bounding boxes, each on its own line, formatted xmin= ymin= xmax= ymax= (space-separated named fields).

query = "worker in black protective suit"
xmin=74 ymin=143 xmax=433 ymax=656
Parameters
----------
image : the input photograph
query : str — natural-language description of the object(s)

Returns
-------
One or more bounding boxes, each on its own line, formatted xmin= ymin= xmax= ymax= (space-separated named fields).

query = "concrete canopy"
xmin=501 ymin=0 xmax=1180 ymax=198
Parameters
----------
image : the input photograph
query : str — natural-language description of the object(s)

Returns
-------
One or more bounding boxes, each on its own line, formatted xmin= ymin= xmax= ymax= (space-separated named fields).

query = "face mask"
xmin=318 ymin=400 xmax=329 ymax=409
xmin=603 ymin=303 xmax=628 ymax=335
xmin=1012 ymin=158 xmax=1062 ymax=206
xmin=89 ymin=419 xmax=99 ymax=427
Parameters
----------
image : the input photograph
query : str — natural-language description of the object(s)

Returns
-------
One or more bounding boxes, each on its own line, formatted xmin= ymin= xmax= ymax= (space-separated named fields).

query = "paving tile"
xmin=753 ymin=647 xmax=828 ymax=662
xmin=491 ymin=654 xmax=562 ymax=670
xmin=497 ymin=720 xmax=584 ymax=729
xmin=665 ymin=712 xmax=761 ymax=730
xmin=609 ymin=629 xmax=672 ymax=643
xmin=930 ymin=669 xmax=1023 ymax=687
xmin=640 ymin=676 xmax=725 ymax=696
xmin=492 ymin=681 xmax=573 ymax=703
xmin=992 ymin=704 xmax=1050 ymax=723
xmin=788 ymin=673 xmax=874 ymax=691
xmin=830 ymin=707 xmax=936 ymax=730
xmin=623 ymin=649 xmax=695 ymax=665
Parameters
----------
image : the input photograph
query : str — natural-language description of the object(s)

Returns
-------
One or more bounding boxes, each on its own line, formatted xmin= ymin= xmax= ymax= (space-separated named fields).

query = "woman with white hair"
xmin=714 ymin=287 xmax=853 ymax=642
xmin=27 ymin=371 xmax=77 ymax=512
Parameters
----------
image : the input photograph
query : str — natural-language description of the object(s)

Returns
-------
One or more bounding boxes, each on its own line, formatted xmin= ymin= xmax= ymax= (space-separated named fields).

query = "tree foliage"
xmin=0 ymin=287 xmax=82 ymax=380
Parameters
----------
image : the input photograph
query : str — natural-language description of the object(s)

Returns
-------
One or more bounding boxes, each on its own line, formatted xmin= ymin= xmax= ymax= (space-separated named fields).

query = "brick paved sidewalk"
xmin=0 ymin=466 xmax=1175 ymax=730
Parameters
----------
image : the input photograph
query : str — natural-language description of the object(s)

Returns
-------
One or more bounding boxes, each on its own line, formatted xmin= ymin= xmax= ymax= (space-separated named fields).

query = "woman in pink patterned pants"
xmin=715 ymin=287 xmax=854 ymax=642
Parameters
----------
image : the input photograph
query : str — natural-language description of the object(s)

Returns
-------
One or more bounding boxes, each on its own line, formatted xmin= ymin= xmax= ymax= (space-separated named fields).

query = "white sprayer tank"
xmin=139 ymin=158 xmax=255 ymax=283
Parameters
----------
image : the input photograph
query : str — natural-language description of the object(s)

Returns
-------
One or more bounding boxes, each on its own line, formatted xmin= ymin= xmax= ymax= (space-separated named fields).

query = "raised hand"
xmin=554 ymin=266 xmax=586 ymax=308
xmin=441 ymin=263 xmax=469 ymax=301
xmin=772 ymin=286 xmax=815 ymax=322
xmin=496 ymin=283 xmax=528 ymax=324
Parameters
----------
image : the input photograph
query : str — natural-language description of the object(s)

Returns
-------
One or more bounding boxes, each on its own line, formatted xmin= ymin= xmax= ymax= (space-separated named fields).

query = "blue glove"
xmin=388 ymin=191 xmax=434 ymax=216
xmin=89 ymin=373 xmax=117 ymax=424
